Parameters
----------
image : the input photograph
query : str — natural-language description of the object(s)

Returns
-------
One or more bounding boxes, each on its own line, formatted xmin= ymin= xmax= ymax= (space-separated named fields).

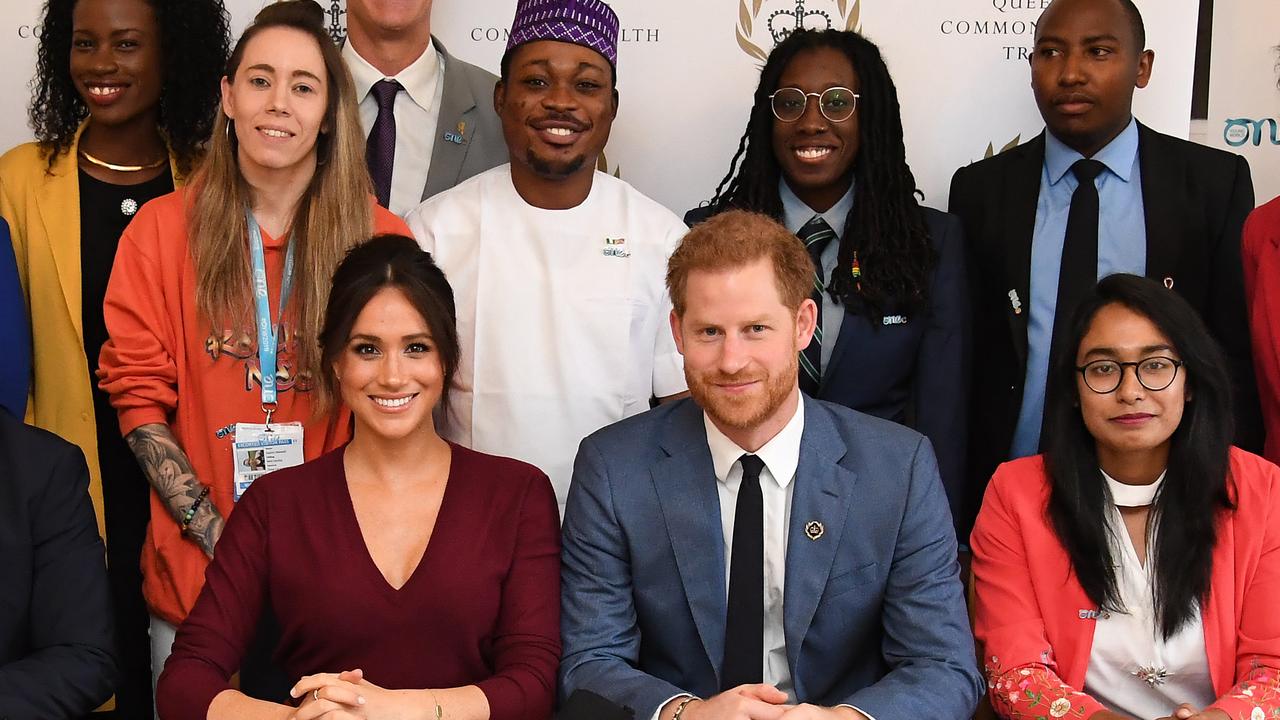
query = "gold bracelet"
xmin=672 ymin=696 xmax=699 ymax=720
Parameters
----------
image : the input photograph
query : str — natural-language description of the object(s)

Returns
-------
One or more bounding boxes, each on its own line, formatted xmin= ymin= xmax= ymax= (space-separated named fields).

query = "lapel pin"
xmin=1163 ymin=277 xmax=1174 ymax=290
xmin=1008 ymin=289 xmax=1022 ymax=315
xmin=443 ymin=120 xmax=466 ymax=145
xmin=804 ymin=521 xmax=824 ymax=541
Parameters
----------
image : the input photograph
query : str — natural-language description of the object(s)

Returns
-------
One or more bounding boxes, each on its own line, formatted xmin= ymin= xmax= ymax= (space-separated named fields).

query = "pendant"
xmin=1132 ymin=664 xmax=1170 ymax=687
xmin=121 ymin=198 xmax=139 ymax=216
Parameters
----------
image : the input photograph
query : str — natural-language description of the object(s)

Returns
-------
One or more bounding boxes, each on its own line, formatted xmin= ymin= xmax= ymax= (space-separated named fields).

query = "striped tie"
xmin=798 ymin=215 xmax=836 ymax=395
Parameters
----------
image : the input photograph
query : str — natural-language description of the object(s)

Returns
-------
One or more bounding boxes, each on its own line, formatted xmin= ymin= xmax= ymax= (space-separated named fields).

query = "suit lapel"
xmin=652 ymin=402 xmax=728 ymax=684
xmin=1000 ymin=133 xmax=1044 ymax=371
xmin=818 ymin=308 xmax=855 ymax=396
xmin=38 ymin=129 xmax=86 ymax=340
xmin=782 ymin=400 xmax=856 ymax=687
xmin=422 ymin=39 xmax=480 ymax=201
xmin=1136 ymin=123 xmax=1184 ymax=285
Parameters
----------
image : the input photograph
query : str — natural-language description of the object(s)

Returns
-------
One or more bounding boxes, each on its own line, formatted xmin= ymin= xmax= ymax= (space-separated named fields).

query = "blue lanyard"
xmin=246 ymin=208 xmax=296 ymax=413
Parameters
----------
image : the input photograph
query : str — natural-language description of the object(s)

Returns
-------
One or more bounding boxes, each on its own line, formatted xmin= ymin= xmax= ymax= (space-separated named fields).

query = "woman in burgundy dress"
xmin=155 ymin=235 xmax=561 ymax=720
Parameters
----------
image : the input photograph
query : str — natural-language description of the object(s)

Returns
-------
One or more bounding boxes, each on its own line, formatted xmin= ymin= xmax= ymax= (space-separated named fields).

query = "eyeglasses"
xmin=769 ymin=86 xmax=860 ymax=123
xmin=1075 ymin=356 xmax=1184 ymax=394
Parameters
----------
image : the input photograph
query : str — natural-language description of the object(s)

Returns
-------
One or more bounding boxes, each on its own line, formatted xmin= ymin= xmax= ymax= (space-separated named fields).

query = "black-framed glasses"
xmin=1075 ymin=356 xmax=1184 ymax=394
xmin=769 ymin=86 xmax=860 ymax=123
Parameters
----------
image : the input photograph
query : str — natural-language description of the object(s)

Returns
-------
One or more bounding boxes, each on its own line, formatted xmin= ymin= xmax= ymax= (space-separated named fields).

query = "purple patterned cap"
xmin=505 ymin=0 xmax=621 ymax=66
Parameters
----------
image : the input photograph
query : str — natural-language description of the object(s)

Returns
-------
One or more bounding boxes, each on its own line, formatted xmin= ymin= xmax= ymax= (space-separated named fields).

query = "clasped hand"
xmin=290 ymin=668 xmax=424 ymax=720
xmin=676 ymin=685 xmax=868 ymax=720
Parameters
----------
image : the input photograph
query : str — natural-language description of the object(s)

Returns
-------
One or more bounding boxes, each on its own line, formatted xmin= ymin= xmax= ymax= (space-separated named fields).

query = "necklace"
xmin=79 ymin=149 xmax=167 ymax=173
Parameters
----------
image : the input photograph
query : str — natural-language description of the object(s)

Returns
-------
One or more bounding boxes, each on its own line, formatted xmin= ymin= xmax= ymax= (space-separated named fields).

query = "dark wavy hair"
xmin=701 ymin=29 xmax=934 ymax=319
xmin=1042 ymin=273 xmax=1234 ymax=639
xmin=29 ymin=0 xmax=231 ymax=175
xmin=317 ymin=235 xmax=461 ymax=417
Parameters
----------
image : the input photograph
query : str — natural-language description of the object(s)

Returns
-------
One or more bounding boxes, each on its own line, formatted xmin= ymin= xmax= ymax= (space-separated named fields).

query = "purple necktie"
xmin=366 ymin=79 xmax=402 ymax=209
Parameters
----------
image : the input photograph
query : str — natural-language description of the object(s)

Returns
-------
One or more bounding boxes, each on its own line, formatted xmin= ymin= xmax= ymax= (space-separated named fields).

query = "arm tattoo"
xmin=125 ymin=423 xmax=224 ymax=557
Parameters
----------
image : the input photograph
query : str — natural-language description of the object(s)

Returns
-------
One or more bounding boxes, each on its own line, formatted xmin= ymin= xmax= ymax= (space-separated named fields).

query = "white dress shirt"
xmin=1084 ymin=470 xmax=1215 ymax=718
xmin=343 ymin=39 xmax=445 ymax=216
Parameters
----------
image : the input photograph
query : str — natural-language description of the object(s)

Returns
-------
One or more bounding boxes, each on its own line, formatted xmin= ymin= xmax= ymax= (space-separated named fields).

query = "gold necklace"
xmin=78 ymin=149 xmax=167 ymax=173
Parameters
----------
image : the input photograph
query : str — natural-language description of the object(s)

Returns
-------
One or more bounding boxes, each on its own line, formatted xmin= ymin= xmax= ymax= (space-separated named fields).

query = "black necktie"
xmin=365 ymin=79 xmax=402 ymax=209
xmin=722 ymin=454 xmax=765 ymax=690
xmin=1050 ymin=159 xmax=1106 ymax=360
xmin=798 ymin=216 xmax=836 ymax=396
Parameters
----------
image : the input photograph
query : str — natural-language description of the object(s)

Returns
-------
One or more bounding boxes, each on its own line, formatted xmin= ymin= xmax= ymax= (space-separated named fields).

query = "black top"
xmin=79 ymin=166 xmax=174 ymax=377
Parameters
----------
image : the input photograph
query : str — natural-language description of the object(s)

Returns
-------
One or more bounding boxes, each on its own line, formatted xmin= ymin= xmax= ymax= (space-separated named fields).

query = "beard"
xmin=525 ymin=147 xmax=587 ymax=179
xmin=686 ymin=354 xmax=797 ymax=433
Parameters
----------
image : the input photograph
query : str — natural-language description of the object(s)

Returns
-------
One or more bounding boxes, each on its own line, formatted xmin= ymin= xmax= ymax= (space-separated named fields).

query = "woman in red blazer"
xmin=972 ymin=274 xmax=1280 ymax=720
xmin=1243 ymin=193 xmax=1280 ymax=464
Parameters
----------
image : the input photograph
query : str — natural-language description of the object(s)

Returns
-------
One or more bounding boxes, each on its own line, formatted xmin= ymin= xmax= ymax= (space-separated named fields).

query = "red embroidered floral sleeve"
xmin=983 ymin=658 xmax=1105 ymax=720
xmin=1210 ymin=663 xmax=1280 ymax=720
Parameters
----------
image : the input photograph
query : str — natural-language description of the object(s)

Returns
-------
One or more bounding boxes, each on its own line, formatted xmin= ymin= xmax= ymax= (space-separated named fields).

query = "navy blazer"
xmin=949 ymin=124 xmax=1260 ymax=517
xmin=0 ymin=219 xmax=30 ymax=418
xmin=0 ymin=412 xmax=115 ymax=718
xmin=559 ymin=397 xmax=982 ymax=720
xmin=684 ymin=205 xmax=971 ymax=537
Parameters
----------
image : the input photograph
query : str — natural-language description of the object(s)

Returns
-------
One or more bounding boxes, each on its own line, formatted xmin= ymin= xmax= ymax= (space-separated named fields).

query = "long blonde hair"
xmin=188 ymin=0 xmax=372 ymax=384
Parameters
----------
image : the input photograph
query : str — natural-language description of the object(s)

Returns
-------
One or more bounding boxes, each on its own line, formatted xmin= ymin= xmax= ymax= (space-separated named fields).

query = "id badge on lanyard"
xmin=232 ymin=208 xmax=303 ymax=501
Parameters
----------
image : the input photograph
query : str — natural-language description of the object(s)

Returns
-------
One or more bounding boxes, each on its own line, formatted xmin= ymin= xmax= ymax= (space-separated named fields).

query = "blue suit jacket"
xmin=560 ymin=397 xmax=982 ymax=720
xmin=812 ymin=208 xmax=970 ymax=539
xmin=0 ymin=218 xmax=30 ymax=418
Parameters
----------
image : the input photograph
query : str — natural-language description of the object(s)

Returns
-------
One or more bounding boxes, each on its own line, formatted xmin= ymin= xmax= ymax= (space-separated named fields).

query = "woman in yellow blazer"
xmin=0 ymin=0 xmax=229 ymax=716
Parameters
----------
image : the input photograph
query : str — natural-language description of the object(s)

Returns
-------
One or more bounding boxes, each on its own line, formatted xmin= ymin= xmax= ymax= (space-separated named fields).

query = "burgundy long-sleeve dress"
xmin=155 ymin=443 xmax=561 ymax=720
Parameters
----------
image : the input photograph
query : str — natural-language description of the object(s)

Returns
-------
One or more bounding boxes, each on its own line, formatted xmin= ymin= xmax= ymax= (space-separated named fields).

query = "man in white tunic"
xmin=405 ymin=0 xmax=687 ymax=509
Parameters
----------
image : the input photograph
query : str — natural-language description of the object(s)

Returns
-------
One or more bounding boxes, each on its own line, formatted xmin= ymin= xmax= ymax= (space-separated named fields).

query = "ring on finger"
xmin=314 ymin=688 xmax=321 ymax=702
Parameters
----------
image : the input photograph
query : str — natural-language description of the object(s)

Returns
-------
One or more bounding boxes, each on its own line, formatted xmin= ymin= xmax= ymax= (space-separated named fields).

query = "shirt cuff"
xmin=651 ymin=693 xmax=693 ymax=720
xmin=838 ymin=704 xmax=876 ymax=720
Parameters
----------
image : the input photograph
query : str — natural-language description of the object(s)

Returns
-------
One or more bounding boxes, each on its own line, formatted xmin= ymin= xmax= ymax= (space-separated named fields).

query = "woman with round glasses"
xmin=971 ymin=273 xmax=1280 ymax=720
xmin=686 ymin=28 xmax=971 ymax=537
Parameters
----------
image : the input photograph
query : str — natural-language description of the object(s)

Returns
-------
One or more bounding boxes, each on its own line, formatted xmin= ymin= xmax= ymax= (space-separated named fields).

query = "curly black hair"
xmin=29 ymin=0 xmax=231 ymax=175
xmin=703 ymin=29 xmax=934 ymax=319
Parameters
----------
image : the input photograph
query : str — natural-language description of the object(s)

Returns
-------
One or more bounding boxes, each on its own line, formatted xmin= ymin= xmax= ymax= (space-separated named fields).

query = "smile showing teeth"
xmin=373 ymin=394 xmax=416 ymax=408
xmin=795 ymin=147 xmax=832 ymax=160
xmin=260 ymin=128 xmax=292 ymax=139
xmin=545 ymin=127 xmax=575 ymax=136
xmin=88 ymin=86 xmax=123 ymax=96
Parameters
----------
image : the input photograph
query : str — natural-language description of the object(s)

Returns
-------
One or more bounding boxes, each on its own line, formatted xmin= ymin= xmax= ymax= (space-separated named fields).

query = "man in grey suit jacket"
xmin=342 ymin=0 xmax=507 ymax=215
xmin=560 ymin=210 xmax=982 ymax=720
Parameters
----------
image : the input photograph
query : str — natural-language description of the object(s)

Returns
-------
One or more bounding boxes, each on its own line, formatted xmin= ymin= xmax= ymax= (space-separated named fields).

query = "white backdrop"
xmin=1 ymin=0 xmax=1199 ymax=215
xmin=1205 ymin=0 xmax=1279 ymax=206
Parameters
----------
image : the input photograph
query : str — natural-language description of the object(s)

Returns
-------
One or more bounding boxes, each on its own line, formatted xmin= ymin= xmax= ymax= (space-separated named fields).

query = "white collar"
xmin=342 ymin=37 xmax=441 ymax=111
xmin=1102 ymin=468 xmax=1166 ymax=507
xmin=703 ymin=395 xmax=806 ymax=489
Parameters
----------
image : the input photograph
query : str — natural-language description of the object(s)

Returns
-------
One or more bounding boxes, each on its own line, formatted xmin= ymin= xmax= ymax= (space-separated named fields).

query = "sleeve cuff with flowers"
xmin=984 ymin=655 xmax=1105 ymax=720
xmin=1209 ymin=663 xmax=1280 ymax=720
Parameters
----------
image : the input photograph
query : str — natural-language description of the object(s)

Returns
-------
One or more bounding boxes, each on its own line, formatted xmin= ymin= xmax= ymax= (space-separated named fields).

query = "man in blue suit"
xmin=560 ymin=210 xmax=982 ymax=720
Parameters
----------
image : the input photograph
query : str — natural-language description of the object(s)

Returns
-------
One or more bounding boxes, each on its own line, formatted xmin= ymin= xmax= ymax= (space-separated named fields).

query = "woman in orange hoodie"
xmin=98 ymin=0 xmax=409 ymax=688
xmin=972 ymin=274 xmax=1280 ymax=720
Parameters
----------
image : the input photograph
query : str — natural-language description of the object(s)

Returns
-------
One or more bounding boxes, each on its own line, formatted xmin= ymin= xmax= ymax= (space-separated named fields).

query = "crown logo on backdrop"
xmin=768 ymin=0 xmax=831 ymax=43
xmin=737 ymin=0 xmax=861 ymax=63
xmin=325 ymin=1 xmax=347 ymax=45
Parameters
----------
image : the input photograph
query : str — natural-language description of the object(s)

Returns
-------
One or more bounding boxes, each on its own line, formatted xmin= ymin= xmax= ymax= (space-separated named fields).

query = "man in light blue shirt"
xmin=949 ymin=0 xmax=1258 ymax=493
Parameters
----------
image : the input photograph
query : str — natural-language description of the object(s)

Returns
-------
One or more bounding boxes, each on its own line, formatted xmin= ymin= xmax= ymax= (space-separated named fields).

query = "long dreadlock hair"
xmin=704 ymin=29 xmax=934 ymax=317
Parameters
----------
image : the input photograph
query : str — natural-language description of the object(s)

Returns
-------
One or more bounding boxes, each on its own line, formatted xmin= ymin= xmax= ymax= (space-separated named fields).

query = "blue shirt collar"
xmin=1044 ymin=117 xmax=1139 ymax=186
xmin=779 ymin=178 xmax=855 ymax=238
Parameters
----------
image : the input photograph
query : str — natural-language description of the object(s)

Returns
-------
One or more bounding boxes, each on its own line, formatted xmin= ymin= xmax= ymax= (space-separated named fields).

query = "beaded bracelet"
xmin=180 ymin=486 xmax=211 ymax=532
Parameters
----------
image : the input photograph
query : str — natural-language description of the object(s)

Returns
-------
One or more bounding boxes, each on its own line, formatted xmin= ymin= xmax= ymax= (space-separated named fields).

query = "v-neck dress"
xmin=155 ymin=443 xmax=561 ymax=720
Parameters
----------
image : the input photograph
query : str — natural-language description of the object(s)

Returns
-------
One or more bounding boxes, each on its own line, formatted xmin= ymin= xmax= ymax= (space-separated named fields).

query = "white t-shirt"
xmin=405 ymin=165 xmax=688 ymax=508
